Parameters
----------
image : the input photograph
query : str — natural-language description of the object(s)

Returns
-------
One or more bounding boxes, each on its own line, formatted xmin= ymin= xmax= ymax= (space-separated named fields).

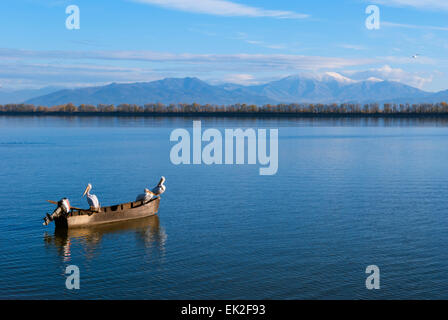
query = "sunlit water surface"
xmin=0 ymin=116 xmax=448 ymax=299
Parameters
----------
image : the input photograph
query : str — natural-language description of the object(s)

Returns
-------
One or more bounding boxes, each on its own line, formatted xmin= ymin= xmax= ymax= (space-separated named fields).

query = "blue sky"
xmin=1 ymin=0 xmax=448 ymax=91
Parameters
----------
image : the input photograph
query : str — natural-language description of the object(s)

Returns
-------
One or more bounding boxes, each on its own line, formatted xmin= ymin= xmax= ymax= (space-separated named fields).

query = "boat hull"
xmin=54 ymin=197 xmax=160 ymax=228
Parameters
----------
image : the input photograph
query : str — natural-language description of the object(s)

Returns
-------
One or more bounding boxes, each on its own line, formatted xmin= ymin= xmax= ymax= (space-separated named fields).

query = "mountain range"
xmin=0 ymin=86 xmax=63 ymax=105
xmin=2 ymin=73 xmax=447 ymax=106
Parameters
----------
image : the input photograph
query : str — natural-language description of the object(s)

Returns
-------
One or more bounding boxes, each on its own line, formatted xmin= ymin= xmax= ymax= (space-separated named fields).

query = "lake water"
xmin=1 ymin=116 xmax=448 ymax=299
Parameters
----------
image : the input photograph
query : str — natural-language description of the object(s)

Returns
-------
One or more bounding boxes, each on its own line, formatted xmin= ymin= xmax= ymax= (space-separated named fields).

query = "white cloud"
xmin=0 ymin=62 xmax=159 ymax=86
xmin=374 ymin=0 xmax=448 ymax=11
xmin=131 ymin=0 xmax=309 ymax=18
xmin=223 ymin=73 xmax=255 ymax=84
xmin=338 ymin=44 xmax=367 ymax=50
xmin=383 ymin=21 xmax=448 ymax=31
xmin=231 ymin=32 xmax=286 ymax=50
xmin=380 ymin=55 xmax=437 ymax=65
xmin=0 ymin=48 xmax=378 ymax=89
xmin=0 ymin=48 xmax=375 ymax=70
xmin=345 ymin=65 xmax=433 ymax=88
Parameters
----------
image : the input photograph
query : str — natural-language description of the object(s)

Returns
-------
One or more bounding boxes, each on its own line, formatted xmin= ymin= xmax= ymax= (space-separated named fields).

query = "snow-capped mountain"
xmin=18 ymin=74 xmax=447 ymax=106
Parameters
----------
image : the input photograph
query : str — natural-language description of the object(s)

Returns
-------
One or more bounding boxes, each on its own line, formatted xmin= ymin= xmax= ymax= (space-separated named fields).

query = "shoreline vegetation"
xmin=2 ymin=102 xmax=448 ymax=117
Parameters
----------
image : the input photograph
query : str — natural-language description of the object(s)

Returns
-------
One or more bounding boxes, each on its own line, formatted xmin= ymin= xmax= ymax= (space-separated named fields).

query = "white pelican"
xmin=152 ymin=176 xmax=166 ymax=196
xmin=82 ymin=183 xmax=100 ymax=210
xmin=136 ymin=188 xmax=154 ymax=202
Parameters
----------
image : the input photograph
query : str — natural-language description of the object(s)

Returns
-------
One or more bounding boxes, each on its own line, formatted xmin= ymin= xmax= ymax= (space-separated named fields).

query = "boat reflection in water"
xmin=43 ymin=215 xmax=167 ymax=262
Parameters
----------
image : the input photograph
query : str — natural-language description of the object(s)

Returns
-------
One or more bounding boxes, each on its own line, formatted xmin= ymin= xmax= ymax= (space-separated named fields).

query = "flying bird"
xmin=411 ymin=54 xmax=421 ymax=59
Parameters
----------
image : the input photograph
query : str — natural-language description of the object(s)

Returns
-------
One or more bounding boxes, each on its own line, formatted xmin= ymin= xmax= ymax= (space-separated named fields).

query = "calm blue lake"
xmin=0 ymin=116 xmax=448 ymax=299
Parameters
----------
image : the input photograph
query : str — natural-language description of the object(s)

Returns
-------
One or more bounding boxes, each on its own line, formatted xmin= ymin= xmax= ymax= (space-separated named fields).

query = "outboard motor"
xmin=43 ymin=198 xmax=71 ymax=226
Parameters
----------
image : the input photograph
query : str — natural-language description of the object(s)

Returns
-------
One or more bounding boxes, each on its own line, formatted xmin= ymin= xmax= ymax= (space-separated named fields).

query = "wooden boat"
xmin=47 ymin=197 xmax=160 ymax=229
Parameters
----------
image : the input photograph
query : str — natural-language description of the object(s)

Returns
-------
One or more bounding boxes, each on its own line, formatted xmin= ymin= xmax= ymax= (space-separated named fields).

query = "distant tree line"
xmin=1 ymin=102 xmax=448 ymax=115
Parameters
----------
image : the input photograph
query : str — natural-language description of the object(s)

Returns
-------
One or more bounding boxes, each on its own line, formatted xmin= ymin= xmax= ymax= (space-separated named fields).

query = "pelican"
xmin=152 ymin=176 xmax=166 ymax=196
xmin=136 ymin=188 xmax=154 ymax=202
xmin=82 ymin=183 xmax=100 ymax=210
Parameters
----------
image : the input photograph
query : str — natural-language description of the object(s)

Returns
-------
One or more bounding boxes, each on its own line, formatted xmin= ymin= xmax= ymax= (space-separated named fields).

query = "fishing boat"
xmin=43 ymin=197 xmax=161 ymax=228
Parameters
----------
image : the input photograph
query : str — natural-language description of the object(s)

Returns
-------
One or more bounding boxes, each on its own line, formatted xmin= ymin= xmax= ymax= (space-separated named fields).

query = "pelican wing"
xmin=87 ymin=194 xmax=100 ymax=209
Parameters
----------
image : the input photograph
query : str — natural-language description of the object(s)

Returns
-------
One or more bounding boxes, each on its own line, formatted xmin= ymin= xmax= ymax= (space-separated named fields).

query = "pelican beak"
xmin=82 ymin=184 xmax=91 ymax=197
